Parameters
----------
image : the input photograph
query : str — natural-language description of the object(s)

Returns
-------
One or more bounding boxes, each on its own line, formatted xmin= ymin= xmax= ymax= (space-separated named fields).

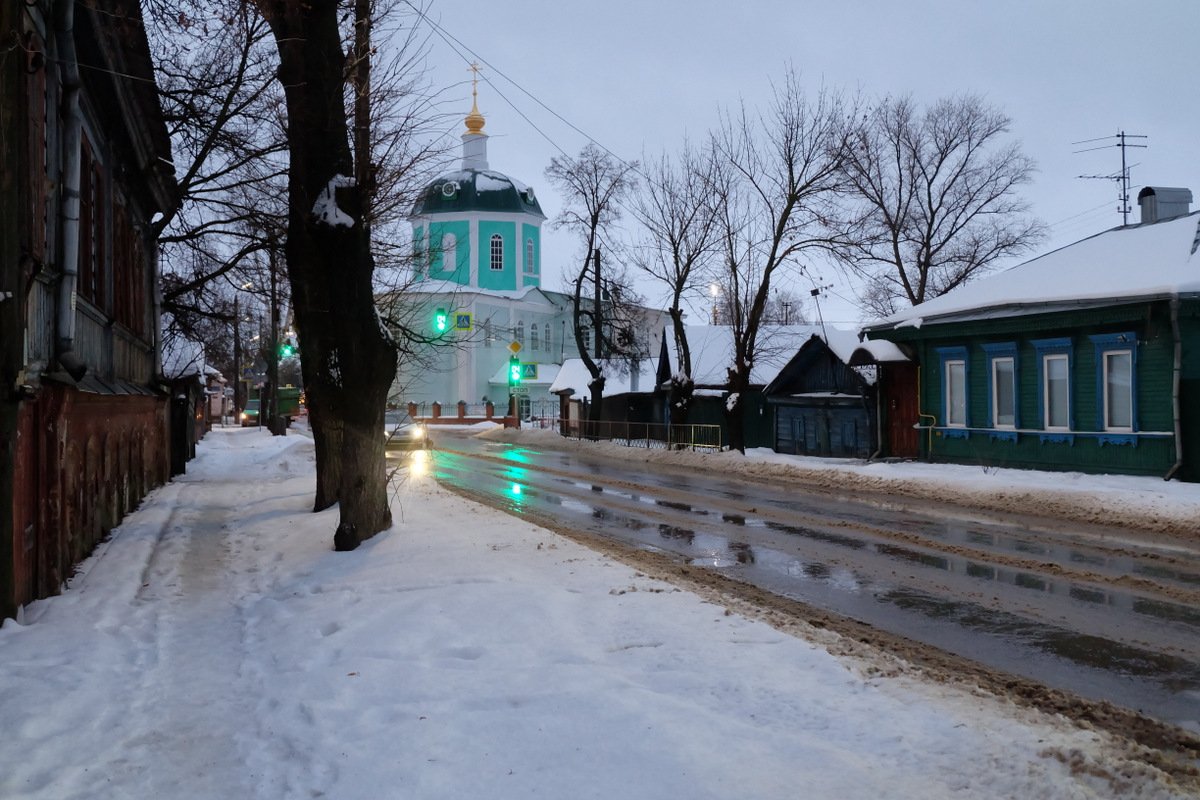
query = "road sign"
xmin=454 ymin=312 xmax=473 ymax=331
xmin=508 ymin=341 xmax=521 ymax=354
xmin=521 ymin=363 xmax=537 ymax=380
xmin=510 ymin=386 xmax=528 ymax=394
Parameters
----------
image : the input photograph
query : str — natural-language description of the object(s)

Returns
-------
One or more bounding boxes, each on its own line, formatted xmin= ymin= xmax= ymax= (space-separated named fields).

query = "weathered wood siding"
xmin=775 ymin=403 xmax=872 ymax=458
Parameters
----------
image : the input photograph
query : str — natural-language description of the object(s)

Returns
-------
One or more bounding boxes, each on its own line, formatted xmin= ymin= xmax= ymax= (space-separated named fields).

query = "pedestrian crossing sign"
xmin=454 ymin=312 xmax=473 ymax=331
xmin=522 ymin=363 xmax=538 ymax=380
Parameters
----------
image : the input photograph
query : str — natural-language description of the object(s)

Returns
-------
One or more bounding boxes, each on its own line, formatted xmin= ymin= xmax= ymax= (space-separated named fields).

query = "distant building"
xmin=387 ymin=88 xmax=666 ymax=418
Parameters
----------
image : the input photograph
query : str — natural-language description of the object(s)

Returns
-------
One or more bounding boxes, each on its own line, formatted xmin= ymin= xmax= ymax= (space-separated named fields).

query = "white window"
xmin=991 ymin=357 xmax=1015 ymax=428
xmin=1103 ymin=350 xmax=1133 ymax=431
xmin=516 ymin=320 xmax=524 ymax=347
xmin=530 ymin=323 xmax=540 ymax=351
xmin=441 ymin=232 xmax=456 ymax=272
xmin=525 ymin=238 xmax=535 ymax=275
xmin=484 ymin=319 xmax=492 ymax=348
xmin=945 ymin=360 xmax=966 ymax=427
xmin=490 ymin=234 xmax=504 ymax=271
xmin=1043 ymin=354 xmax=1070 ymax=430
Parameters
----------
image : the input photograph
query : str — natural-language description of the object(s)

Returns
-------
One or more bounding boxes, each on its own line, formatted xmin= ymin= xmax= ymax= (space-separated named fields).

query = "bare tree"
xmin=545 ymin=144 xmax=640 ymax=424
xmin=253 ymin=0 xmax=398 ymax=549
xmin=839 ymin=94 xmax=1046 ymax=317
xmin=630 ymin=142 xmax=721 ymax=423
xmin=145 ymin=0 xmax=288 ymax=323
xmin=710 ymin=73 xmax=853 ymax=452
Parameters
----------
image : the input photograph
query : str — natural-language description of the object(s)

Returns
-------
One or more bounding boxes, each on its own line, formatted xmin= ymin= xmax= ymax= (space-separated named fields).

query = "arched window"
xmin=516 ymin=320 xmax=525 ymax=346
xmin=483 ymin=319 xmax=492 ymax=348
xmin=441 ymin=232 xmax=456 ymax=272
xmin=530 ymin=323 xmax=540 ymax=351
xmin=525 ymin=238 xmax=535 ymax=275
xmin=490 ymin=234 xmax=504 ymax=271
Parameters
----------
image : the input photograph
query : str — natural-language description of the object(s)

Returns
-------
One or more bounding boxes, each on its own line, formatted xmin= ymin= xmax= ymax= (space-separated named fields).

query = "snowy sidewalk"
xmin=0 ymin=428 xmax=1190 ymax=799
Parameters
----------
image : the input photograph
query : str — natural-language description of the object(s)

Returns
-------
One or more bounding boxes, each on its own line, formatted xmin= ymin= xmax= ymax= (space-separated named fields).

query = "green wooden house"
xmin=863 ymin=190 xmax=1199 ymax=481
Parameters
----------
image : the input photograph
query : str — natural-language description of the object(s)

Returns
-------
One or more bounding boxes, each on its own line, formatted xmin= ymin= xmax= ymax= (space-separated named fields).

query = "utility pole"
xmin=267 ymin=237 xmax=282 ymax=435
xmin=232 ymin=293 xmax=241 ymax=417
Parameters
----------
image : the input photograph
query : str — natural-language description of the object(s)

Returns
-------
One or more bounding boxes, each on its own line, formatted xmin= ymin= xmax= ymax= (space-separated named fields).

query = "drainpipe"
xmin=53 ymin=0 xmax=86 ymax=381
xmin=1165 ymin=298 xmax=1184 ymax=481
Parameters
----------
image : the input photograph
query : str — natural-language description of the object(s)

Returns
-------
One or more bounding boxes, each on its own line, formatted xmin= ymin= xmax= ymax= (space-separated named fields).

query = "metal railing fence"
xmin=527 ymin=417 xmax=723 ymax=452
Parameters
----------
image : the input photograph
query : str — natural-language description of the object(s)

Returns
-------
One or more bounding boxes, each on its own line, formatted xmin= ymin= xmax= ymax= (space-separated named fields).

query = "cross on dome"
xmin=465 ymin=63 xmax=486 ymax=134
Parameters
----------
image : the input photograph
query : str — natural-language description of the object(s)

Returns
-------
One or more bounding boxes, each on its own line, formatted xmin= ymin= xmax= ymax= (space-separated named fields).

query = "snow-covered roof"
xmin=865 ymin=211 xmax=1200 ymax=331
xmin=848 ymin=338 xmax=910 ymax=365
xmin=412 ymin=168 xmax=545 ymax=219
xmin=394 ymin=281 xmax=559 ymax=304
xmin=161 ymin=336 xmax=205 ymax=381
xmin=549 ymin=358 xmax=659 ymax=400
xmin=669 ymin=325 xmax=860 ymax=387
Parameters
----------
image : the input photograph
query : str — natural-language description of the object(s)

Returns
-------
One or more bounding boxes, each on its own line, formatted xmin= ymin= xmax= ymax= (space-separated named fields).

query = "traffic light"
xmin=433 ymin=307 xmax=448 ymax=334
xmin=279 ymin=341 xmax=295 ymax=358
xmin=508 ymin=354 xmax=521 ymax=386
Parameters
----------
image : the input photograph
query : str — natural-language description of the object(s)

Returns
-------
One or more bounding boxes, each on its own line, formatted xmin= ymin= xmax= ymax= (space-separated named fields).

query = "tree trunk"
xmin=260 ymin=0 xmax=397 ymax=547
xmin=667 ymin=305 xmax=692 ymax=425
xmin=725 ymin=367 xmax=750 ymax=453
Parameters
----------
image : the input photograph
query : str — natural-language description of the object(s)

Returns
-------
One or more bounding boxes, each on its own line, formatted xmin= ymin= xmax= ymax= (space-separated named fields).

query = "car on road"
xmin=240 ymin=399 xmax=260 ymax=427
xmin=385 ymin=423 xmax=430 ymax=451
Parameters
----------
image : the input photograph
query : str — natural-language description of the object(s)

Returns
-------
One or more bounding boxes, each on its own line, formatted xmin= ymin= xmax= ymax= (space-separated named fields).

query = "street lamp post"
xmin=267 ymin=238 xmax=283 ymax=436
xmin=232 ymin=293 xmax=241 ymax=419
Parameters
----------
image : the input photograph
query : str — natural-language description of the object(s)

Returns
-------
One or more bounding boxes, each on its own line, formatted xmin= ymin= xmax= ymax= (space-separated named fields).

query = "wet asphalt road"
xmin=412 ymin=429 xmax=1200 ymax=733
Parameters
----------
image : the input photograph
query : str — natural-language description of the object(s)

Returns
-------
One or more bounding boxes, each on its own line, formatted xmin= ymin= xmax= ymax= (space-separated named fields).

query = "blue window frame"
xmin=1032 ymin=338 xmax=1073 ymax=433
xmin=935 ymin=346 xmax=968 ymax=433
xmin=1089 ymin=332 xmax=1137 ymax=433
xmin=981 ymin=342 xmax=1018 ymax=430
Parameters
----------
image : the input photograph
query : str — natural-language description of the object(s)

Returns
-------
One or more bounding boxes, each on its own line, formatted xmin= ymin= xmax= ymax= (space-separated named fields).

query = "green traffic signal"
xmin=508 ymin=355 xmax=521 ymax=385
xmin=279 ymin=342 xmax=295 ymax=357
xmin=434 ymin=307 xmax=449 ymax=334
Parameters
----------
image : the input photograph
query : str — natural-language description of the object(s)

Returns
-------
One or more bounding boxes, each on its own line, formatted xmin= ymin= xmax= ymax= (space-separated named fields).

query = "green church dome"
xmin=413 ymin=169 xmax=545 ymax=218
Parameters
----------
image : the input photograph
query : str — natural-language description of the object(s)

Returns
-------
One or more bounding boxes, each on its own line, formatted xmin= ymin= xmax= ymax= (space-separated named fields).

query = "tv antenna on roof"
xmin=1073 ymin=130 xmax=1148 ymax=226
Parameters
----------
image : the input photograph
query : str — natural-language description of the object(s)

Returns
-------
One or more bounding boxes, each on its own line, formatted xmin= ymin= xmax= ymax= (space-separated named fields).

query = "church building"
xmin=390 ymin=85 xmax=667 ymax=419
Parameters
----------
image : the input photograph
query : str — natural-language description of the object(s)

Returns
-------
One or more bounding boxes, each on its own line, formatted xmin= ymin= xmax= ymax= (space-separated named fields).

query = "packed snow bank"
xmin=0 ymin=428 xmax=1192 ymax=799
xmin=479 ymin=427 xmax=1200 ymax=537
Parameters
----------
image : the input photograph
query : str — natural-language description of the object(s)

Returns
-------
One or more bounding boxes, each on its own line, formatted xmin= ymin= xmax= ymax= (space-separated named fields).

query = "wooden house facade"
xmin=863 ymin=199 xmax=1200 ymax=481
xmin=0 ymin=1 xmax=177 ymax=618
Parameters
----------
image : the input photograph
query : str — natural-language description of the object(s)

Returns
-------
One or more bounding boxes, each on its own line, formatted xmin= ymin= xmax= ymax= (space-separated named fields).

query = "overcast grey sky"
xmin=408 ymin=0 xmax=1199 ymax=325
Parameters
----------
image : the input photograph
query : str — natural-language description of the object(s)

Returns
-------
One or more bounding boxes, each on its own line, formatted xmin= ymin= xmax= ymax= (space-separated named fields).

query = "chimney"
xmin=1137 ymin=186 xmax=1192 ymax=224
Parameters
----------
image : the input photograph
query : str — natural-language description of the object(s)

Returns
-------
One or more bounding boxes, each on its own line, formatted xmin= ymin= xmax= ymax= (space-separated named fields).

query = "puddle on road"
xmin=882 ymin=587 xmax=1200 ymax=684
xmin=550 ymin=474 xmax=1200 ymax=631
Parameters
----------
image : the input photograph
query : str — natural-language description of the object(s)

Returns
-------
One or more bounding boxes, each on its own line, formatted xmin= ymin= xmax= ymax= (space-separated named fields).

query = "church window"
xmin=490 ymin=234 xmax=504 ymax=271
xmin=516 ymin=320 xmax=525 ymax=347
xmin=525 ymin=238 xmax=535 ymax=275
xmin=530 ymin=323 xmax=540 ymax=351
